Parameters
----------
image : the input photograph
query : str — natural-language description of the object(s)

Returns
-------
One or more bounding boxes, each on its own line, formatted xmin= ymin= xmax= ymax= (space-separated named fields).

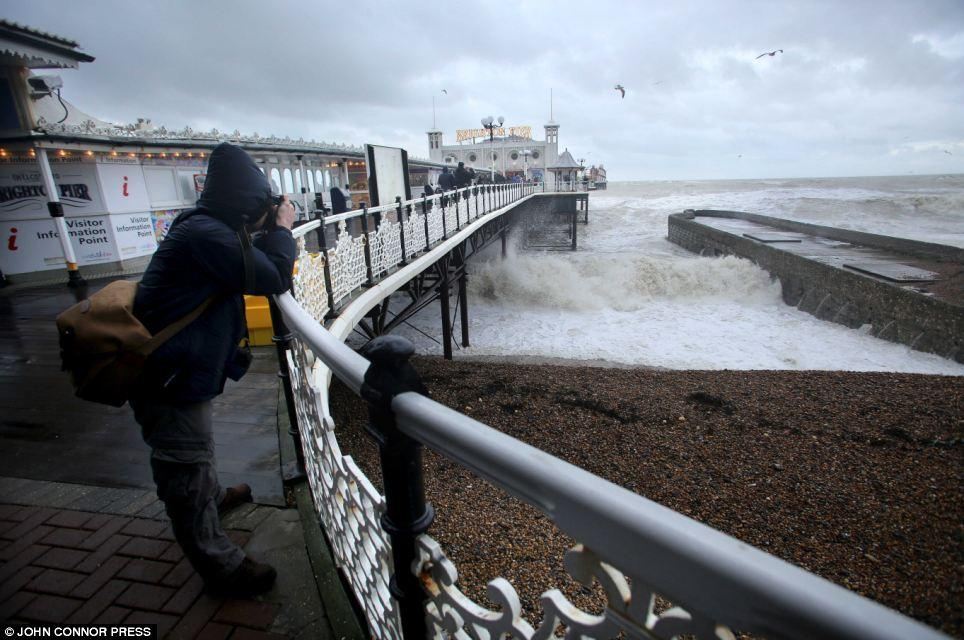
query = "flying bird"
xmin=945 ymin=150 xmax=953 ymax=155
xmin=441 ymin=89 xmax=447 ymax=94
xmin=614 ymin=84 xmax=625 ymax=98
xmin=652 ymin=80 xmax=664 ymax=86
xmin=755 ymin=49 xmax=783 ymax=59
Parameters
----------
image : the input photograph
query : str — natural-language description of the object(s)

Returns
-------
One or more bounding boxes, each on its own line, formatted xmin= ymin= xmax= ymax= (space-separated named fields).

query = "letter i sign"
xmin=122 ymin=176 xmax=129 ymax=197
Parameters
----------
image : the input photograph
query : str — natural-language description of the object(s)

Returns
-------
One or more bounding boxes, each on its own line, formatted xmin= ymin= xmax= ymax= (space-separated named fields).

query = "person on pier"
xmin=131 ymin=142 xmax=297 ymax=598
xmin=439 ymin=166 xmax=455 ymax=191
xmin=330 ymin=184 xmax=347 ymax=214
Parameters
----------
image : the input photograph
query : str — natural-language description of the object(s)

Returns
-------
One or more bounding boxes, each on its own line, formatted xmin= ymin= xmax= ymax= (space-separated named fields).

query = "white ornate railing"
xmin=276 ymin=184 xmax=946 ymax=640
xmin=285 ymin=183 xmax=536 ymax=638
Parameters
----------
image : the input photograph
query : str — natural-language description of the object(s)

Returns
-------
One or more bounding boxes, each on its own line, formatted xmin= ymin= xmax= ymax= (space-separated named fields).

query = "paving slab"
xmin=0 ymin=478 xmax=338 ymax=638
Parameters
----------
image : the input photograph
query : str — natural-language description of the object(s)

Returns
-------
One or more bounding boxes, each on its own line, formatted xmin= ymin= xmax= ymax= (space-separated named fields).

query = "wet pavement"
xmin=0 ymin=278 xmax=284 ymax=505
xmin=0 ymin=277 xmax=361 ymax=638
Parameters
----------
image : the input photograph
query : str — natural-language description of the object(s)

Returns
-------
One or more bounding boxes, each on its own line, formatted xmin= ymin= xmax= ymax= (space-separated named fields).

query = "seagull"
xmin=652 ymin=80 xmax=664 ymax=86
xmin=441 ymin=89 xmax=447 ymax=94
xmin=944 ymin=150 xmax=953 ymax=155
xmin=755 ymin=49 xmax=783 ymax=59
xmin=614 ymin=84 xmax=626 ymax=98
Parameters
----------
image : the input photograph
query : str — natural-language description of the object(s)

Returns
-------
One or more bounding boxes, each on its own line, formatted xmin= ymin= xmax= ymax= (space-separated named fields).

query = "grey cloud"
xmin=3 ymin=0 xmax=963 ymax=180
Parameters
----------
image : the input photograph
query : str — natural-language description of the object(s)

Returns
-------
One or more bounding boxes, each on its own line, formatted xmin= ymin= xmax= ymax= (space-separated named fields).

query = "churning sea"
xmin=395 ymin=175 xmax=964 ymax=375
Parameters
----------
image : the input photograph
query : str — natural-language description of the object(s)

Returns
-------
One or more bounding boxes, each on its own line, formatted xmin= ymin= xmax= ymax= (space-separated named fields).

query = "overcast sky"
xmin=5 ymin=0 xmax=964 ymax=180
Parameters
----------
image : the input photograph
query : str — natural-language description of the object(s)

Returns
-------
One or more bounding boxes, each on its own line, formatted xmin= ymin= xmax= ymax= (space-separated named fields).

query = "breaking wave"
xmin=470 ymin=253 xmax=781 ymax=312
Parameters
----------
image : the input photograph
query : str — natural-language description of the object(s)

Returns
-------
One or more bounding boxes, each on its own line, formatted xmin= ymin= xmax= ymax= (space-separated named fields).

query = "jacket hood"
xmin=197 ymin=143 xmax=271 ymax=228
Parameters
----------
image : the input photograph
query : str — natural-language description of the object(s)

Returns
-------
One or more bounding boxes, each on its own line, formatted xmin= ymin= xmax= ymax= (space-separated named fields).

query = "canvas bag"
xmin=56 ymin=280 xmax=215 ymax=407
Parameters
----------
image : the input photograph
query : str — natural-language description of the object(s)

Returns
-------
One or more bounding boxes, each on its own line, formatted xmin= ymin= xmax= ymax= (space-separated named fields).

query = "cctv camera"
xmin=27 ymin=75 xmax=64 ymax=97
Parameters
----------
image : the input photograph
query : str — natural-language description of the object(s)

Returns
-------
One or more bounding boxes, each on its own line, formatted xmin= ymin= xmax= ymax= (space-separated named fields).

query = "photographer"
xmin=131 ymin=142 xmax=296 ymax=597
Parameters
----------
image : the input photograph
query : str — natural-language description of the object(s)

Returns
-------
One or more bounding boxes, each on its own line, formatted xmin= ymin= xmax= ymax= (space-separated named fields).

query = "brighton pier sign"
xmin=456 ymin=125 xmax=532 ymax=142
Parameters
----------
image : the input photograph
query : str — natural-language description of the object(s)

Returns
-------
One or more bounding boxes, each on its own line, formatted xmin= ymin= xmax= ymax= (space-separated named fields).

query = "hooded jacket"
xmin=454 ymin=163 xmax=471 ymax=188
xmin=134 ymin=142 xmax=297 ymax=403
xmin=438 ymin=168 xmax=455 ymax=190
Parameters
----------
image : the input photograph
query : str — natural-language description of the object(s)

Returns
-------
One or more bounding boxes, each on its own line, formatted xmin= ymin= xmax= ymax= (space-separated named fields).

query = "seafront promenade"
xmin=0 ymin=278 xmax=363 ymax=638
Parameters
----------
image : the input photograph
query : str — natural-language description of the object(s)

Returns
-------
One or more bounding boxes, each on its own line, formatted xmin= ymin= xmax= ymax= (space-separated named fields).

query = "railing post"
xmin=422 ymin=196 xmax=431 ymax=252
xmin=267 ymin=297 xmax=306 ymax=482
xmin=454 ymin=190 xmax=461 ymax=229
xmin=396 ymin=196 xmax=407 ymax=266
xmin=313 ymin=207 xmax=328 ymax=251
xmin=316 ymin=213 xmax=337 ymax=314
xmin=361 ymin=206 xmax=374 ymax=286
xmin=440 ymin=194 xmax=448 ymax=240
xmin=372 ymin=203 xmax=382 ymax=230
xmin=359 ymin=336 xmax=433 ymax=640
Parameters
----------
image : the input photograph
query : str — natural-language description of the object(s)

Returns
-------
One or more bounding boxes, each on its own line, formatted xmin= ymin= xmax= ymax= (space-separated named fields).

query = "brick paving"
xmin=0 ymin=491 xmax=292 ymax=638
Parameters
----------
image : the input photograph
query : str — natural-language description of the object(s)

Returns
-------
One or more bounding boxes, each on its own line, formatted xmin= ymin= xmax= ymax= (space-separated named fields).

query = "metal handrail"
xmin=275 ymin=282 xmax=945 ymax=638
xmin=392 ymin=393 xmax=942 ymax=640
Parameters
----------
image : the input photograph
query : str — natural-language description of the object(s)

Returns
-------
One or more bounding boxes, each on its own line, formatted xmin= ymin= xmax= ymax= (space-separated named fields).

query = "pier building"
xmin=428 ymin=120 xmax=575 ymax=187
xmin=0 ymin=20 xmax=445 ymax=284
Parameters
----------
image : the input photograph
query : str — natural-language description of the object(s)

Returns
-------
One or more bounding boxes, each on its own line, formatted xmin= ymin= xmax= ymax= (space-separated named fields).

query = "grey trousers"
xmin=131 ymin=397 xmax=245 ymax=580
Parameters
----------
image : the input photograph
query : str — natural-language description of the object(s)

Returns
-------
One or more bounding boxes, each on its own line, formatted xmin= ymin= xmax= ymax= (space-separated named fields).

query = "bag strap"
xmin=136 ymin=229 xmax=255 ymax=357
xmin=137 ymin=295 xmax=219 ymax=356
xmin=237 ymin=229 xmax=256 ymax=292
xmin=236 ymin=229 xmax=256 ymax=348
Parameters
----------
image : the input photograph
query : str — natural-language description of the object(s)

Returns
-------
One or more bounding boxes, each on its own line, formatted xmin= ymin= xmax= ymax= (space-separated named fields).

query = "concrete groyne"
xmin=668 ymin=209 xmax=964 ymax=364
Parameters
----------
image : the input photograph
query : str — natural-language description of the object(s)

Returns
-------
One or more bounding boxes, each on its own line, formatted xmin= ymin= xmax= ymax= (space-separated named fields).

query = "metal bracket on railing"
xmin=360 ymin=336 xmax=434 ymax=640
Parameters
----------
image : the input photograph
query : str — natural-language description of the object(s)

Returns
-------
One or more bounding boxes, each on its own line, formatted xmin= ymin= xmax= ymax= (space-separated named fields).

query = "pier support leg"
xmin=440 ymin=269 xmax=453 ymax=360
xmin=571 ymin=211 xmax=578 ymax=251
xmin=458 ymin=270 xmax=469 ymax=348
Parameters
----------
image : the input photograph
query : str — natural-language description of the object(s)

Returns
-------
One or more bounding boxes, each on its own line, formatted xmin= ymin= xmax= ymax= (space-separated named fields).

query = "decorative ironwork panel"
xmin=369 ymin=220 xmax=403 ymax=277
xmin=442 ymin=202 xmax=455 ymax=237
xmin=291 ymin=238 xmax=329 ymax=322
xmin=327 ymin=224 xmax=368 ymax=306
xmin=405 ymin=212 xmax=427 ymax=260
xmin=416 ymin=536 xmax=735 ymax=640
xmin=427 ymin=204 xmax=446 ymax=245
xmin=287 ymin=340 xmax=402 ymax=639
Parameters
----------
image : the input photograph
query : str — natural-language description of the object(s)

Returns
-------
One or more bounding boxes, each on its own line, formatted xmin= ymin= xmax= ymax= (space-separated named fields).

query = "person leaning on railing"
xmin=130 ymin=142 xmax=297 ymax=598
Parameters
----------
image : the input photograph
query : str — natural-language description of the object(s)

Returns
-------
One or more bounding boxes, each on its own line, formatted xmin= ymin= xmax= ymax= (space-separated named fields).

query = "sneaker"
xmin=207 ymin=557 xmax=277 ymax=597
xmin=218 ymin=483 xmax=253 ymax=516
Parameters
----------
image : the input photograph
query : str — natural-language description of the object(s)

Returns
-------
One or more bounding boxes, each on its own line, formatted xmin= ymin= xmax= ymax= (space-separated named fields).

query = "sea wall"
xmin=668 ymin=210 xmax=964 ymax=364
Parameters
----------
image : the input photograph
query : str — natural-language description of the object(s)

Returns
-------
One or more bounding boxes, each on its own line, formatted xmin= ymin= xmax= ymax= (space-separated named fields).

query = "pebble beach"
xmin=330 ymin=357 xmax=963 ymax=637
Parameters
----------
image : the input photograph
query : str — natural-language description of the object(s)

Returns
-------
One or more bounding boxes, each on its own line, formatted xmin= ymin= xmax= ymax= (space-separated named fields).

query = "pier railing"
xmin=272 ymin=186 xmax=947 ymax=639
xmin=292 ymin=182 xmax=536 ymax=320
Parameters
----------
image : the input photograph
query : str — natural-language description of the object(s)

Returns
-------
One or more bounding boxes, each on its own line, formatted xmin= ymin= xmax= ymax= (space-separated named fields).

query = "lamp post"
xmin=578 ymin=157 xmax=586 ymax=191
xmin=521 ymin=149 xmax=531 ymax=182
xmin=481 ymin=115 xmax=504 ymax=181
